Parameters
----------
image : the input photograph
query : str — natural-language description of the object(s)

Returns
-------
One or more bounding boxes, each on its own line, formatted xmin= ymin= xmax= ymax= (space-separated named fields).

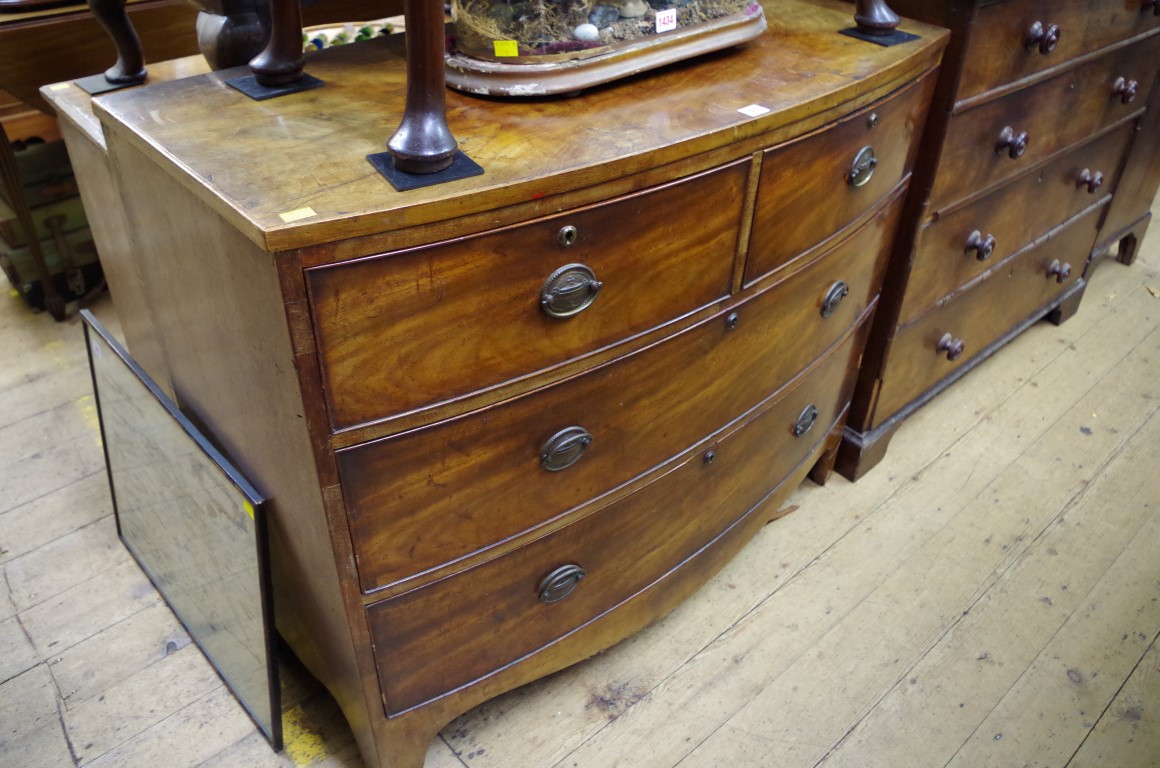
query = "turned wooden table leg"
xmin=387 ymin=0 xmax=457 ymax=174
xmin=249 ymin=0 xmax=304 ymax=86
xmin=854 ymin=0 xmax=900 ymax=36
xmin=88 ymin=0 xmax=147 ymax=84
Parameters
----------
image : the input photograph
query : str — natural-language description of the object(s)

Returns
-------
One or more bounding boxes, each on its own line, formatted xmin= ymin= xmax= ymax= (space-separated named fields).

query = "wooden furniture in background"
xmin=838 ymin=0 xmax=1160 ymax=480
xmin=1095 ymin=52 xmax=1160 ymax=267
xmin=0 ymin=0 xmax=200 ymax=317
xmin=85 ymin=1 xmax=945 ymax=765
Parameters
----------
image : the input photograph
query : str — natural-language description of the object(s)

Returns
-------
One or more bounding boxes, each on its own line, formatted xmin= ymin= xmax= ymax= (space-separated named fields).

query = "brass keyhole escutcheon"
xmin=557 ymin=225 xmax=579 ymax=247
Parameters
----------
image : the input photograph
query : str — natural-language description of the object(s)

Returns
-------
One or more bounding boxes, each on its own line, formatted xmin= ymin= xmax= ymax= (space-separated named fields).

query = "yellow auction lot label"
xmin=494 ymin=40 xmax=519 ymax=57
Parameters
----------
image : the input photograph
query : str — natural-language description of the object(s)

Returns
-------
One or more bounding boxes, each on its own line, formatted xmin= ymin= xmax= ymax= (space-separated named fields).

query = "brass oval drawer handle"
xmin=793 ymin=404 xmax=819 ymax=438
xmin=1047 ymin=259 xmax=1072 ymax=283
xmin=1077 ymin=169 xmax=1105 ymax=194
xmin=1025 ymin=21 xmax=1061 ymax=54
xmin=1112 ymin=77 xmax=1139 ymax=105
xmin=540 ymin=264 xmax=603 ymax=319
xmin=996 ymin=127 xmax=1029 ymax=159
xmin=937 ymin=333 xmax=966 ymax=362
xmin=965 ymin=230 xmax=997 ymax=261
xmin=540 ymin=426 xmax=593 ymax=472
xmin=538 ymin=564 xmax=586 ymax=603
xmin=820 ymin=281 xmax=850 ymax=318
xmin=1144 ymin=0 xmax=1160 ymax=17
xmin=848 ymin=146 xmax=878 ymax=188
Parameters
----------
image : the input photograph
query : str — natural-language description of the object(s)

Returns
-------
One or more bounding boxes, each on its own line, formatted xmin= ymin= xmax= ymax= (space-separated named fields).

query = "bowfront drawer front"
xmin=899 ymin=120 xmax=1134 ymax=326
xmin=872 ymin=205 xmax=1103 ymax=427
xmin=340 ymin=200 xmax=901 ymax=594
xmin=743 ymin=72 xmax=934 ymax=284
xmin=308 ymin=161 xmax=746 ymax=432
xmin=958 ymin=0 xmax=1160 ymax=102
xmin=929 ymin=32 xmax=1160 ymax=212
xmin=366 ymin=327 xmax=864 ymax=716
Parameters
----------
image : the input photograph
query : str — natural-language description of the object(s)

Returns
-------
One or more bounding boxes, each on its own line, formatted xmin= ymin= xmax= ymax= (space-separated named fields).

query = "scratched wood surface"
xmin=2 ymin=199 xmax=1158 ymax=766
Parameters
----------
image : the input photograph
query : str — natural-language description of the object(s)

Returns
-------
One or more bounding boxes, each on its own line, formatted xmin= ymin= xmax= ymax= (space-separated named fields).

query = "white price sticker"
xmin=738 ymin=104 xmax=770 ymax=117
xmin=656 ymin=8 xmax=678 ymax=33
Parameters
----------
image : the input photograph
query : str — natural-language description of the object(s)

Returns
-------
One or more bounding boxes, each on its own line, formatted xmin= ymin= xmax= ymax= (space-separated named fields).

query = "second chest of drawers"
xmin=838 ymin=0 xmax=1160 ymax=479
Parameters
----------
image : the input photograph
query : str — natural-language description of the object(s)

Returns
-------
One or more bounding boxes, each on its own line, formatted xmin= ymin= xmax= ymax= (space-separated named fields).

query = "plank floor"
xmin=2 ymin=209 xmax=1159 ymax=768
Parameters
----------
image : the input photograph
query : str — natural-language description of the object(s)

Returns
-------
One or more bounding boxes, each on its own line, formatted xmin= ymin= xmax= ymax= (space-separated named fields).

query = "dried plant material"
xmin=1146 ymin=285 xmax=1160 ymax=299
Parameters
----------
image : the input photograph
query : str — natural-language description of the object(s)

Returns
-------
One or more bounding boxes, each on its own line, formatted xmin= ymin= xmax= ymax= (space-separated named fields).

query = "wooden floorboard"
xmin=1 ymin=200 xmax=1158 ymax=767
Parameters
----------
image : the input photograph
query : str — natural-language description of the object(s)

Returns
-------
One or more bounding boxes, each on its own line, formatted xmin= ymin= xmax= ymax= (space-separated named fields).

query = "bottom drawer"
xmin=366 ymin=323 xmax=868 ymax=716
xmin=871 ymin=205 xmax=1101 ymax=426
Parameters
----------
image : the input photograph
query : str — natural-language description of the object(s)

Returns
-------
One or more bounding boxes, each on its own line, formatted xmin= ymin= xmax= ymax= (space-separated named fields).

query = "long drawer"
xmin=957 ymin=0 xmax=1160 ymax=102
xmin=744 ymin=72 xmax=933 ymax=284
xmin=308 ymin=161 xmax=747 ymax=431
xmin=871 ymin=205 xmax=1102 ymax=426
xmin=929 ymin=32 xmax=1160 ymax=212
xmin=898 ymin=120 xmax=1133 ymax=327
xmin=339 ymin=199 xmax=901 ymax=593
xmin=366 ymin=325 xmax=865 ymax=716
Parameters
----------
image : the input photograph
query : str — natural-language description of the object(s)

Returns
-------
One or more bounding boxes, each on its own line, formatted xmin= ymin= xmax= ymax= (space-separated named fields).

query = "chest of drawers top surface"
xmin=91 ymin=0 xmax=946 ymax=253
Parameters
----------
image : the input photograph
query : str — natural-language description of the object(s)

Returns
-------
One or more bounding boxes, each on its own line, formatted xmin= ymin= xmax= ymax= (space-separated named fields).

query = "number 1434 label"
xmin=656 ymin=8 xmax=678 ymax=33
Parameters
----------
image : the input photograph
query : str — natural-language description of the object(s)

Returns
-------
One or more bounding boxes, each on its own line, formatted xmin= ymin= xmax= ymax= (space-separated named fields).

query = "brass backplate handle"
xmin=848 ymin=146 xmax=878 ymax=188
xmin=540 ymin=426 xmax=594 ymax=471
xmin=821 ymin=281 xmax=850 ymax=318
xmin=540 ymin=263 xmax=603 ymax=318
xmin=793 ymin=404 xmax=819 ymax=437
xmin=538 ymin=564 xmax=587 ymax=603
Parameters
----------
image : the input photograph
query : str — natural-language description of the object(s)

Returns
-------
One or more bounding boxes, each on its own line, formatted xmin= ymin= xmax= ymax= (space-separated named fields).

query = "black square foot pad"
xmin=74 ymin=72 xmax=141 ymax=96
xmin=226 ymin=73 xmax=325 ymax=101
xmin=839 ymin=27 xmax=921 ymax=47
xmin=367 ymin=150 xmax=485 ymax=191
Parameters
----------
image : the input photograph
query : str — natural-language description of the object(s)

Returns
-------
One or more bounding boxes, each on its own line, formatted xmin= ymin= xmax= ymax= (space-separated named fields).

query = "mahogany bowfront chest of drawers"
xmin=838 ymin=0 xmax=1160 ymax=479
xmin=89 ymin=2 xmax=945 ymax=765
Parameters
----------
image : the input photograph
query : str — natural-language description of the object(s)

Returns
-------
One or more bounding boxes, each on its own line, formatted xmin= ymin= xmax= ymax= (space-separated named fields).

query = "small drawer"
xmin=743 ymin=72 xmax=934 ymax=284
xmin=365 ymin=327 xmax=864 ymax=716
xmin=958 ymin=0 xmax=1160 ymax=102
xmin=930 ymin=33 xmax=1160 ymax=213
xmin=871 ymin=205 xmax=1102 ymax=427
xmin=307 ymin=161 xmax=746 ymax=431
xmin=339 ymin=200 xmax=901 ymax=594
xmin=898 ymin=120 xmax=1134 ymax=327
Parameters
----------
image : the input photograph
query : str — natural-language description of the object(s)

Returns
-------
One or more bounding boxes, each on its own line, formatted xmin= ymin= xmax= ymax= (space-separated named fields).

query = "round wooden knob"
xmin=937 ymin=333 xmax=965 ymax=361
xmin=1077 ymin=169 xmax=1104 ymax=194
xmin=996 ymin=127 xmax=1029 ymax=159
xmin=965 ymin=230 xmax=997 ymax=261
xmin=1112 ymin=76 xmax=1139 ymax=104
xmin=1025 ymin=21 xmax=1061 ymax=54
xmin=1047 ymin=259 xmax=1072 ymax=283
xmin=538 ymin=564 xmax=586 ymax=603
